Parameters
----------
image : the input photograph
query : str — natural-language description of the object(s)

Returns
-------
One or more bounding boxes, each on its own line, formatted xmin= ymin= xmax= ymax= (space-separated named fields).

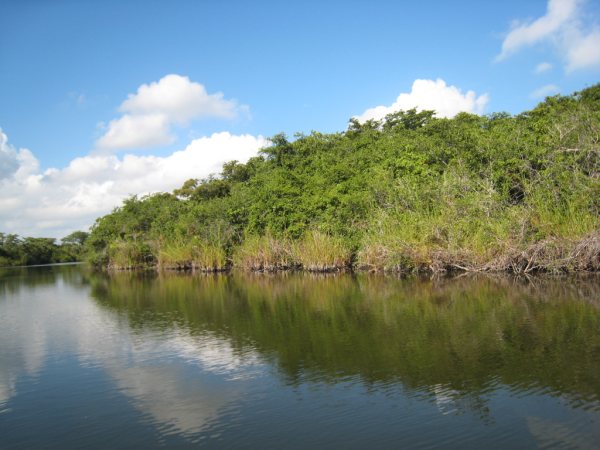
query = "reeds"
xmin=355 ymin=164 xmax=600 ymax=274
xmin=233 ymin=231 xmax=351 ymax=272
xmin=233 ymin=234 xmax=296 ymax=271
xmin=483 ymin=233 xmax=600 ymax=274
xmin=294 ymin=230 xmax=351 ymax=272
xmin=357 ymin=232 xmax=600 ymax=274
xmin=107 ymin=240 xmax=155 ymax=270
xmin=105 ymin=230 xmax=599 ymax=274
xmin=157 ymin=241 xmax=194 ymax=270
xmin=157 ymin=239 xmax=228 ymax=272
xmin=192 ymin=241 xmax=228 ymax=272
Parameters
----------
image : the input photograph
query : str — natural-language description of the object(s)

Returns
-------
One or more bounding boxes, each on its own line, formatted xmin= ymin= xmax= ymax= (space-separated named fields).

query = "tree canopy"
xmin=0 ymin=231 xmax=89 ymax=266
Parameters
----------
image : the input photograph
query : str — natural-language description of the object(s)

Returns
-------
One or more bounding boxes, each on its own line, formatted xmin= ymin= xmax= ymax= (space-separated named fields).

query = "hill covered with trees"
xmin=85 ymin=85 xmax=600 ymax=273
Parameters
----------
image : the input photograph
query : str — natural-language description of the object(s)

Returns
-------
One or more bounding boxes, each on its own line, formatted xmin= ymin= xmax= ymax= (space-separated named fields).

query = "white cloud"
xmin=564 ymin=28 xmax=600 ymax=72
xmin=530 ymin=84 xmax=560 ymax=98
xmin=356 ymin=78 xmax=489 ymax=122
xmin=96 ymin=74 xmax=245 ymax=151
xmin=497 ymin=0 xmax=600 ymax=72
xmin=534 ymin=61 xmax=553 ymax=73
xmin=0 ymin=130 xmax=20 ymax=180
xmin=120 ymin=74 xmax=238 ymax=123
xmin=497 ymin=0 xmax=579 ymax=60
xmin=0 ymin=128 xmax=266 ymax=238
xmin=0 ymin=130 xmax=38 ymax=181
xmin=96 ymin=114 xmax=174 ymax=150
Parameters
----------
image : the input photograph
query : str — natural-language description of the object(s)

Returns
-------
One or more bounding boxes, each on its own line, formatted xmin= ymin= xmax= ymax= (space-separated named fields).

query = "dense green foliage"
xmin=86 ymin=85 xmax=600 ymax=272
xmin=0 ymin=231 xmax=89 ymax=266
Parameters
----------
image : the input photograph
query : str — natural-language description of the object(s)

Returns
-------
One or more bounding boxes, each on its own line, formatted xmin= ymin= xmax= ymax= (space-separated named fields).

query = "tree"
xmin=21 ymin=237 xmax=57 ymax=265
xmin=61 ymin=231 xmax=89 ymax=247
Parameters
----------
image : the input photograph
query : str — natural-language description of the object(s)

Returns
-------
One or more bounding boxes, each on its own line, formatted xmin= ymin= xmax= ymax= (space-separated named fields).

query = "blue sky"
xmin=0 ymin=0 xmax=599 ymax=237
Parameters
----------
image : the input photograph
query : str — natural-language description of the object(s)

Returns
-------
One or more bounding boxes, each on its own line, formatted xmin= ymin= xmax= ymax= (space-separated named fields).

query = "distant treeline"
xmin=0 ymin=231 xmax=89 ymax=266
xmin=85 ymin=85 xmax=600 ymax=273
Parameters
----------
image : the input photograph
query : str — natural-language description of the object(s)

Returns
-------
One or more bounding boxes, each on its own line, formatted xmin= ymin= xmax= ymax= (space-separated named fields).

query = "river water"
xmin=1 ymin=264 xmax=599 ymax=449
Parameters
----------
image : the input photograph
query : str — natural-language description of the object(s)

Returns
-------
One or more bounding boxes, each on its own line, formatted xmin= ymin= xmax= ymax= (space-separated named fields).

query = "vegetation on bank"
xmin=0 ymin=231 xmax=89 ymax=267
xmin=86 ymin=85 xmax=600 ymax=273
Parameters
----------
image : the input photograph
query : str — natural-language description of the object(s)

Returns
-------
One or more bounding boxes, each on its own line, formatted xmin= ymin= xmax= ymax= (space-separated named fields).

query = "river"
xmin=1 ymin=264 xmax=599 ymax=448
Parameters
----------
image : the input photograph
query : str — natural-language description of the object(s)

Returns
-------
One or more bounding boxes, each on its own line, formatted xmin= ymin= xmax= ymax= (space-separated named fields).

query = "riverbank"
xmin=86 ymin=86 xmax=600 ymax=274
xmin=101 ymin=231 xmax=600 ymax=274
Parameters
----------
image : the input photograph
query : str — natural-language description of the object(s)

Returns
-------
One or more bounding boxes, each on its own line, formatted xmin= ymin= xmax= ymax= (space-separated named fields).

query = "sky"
xmin=1 ymin=0 xmax=599 ymax=238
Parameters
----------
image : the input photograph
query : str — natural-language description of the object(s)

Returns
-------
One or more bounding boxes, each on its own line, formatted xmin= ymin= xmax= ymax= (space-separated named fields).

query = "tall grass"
xmin=157 ymin=240 xmax=194 ymax=269
xmin=108 ymin=240 xmax=155 ymax=269
xmin=294 ymin=230 xmax=352 ymax=272
xmin=233 ymin=234 xmax=296 ymax=271
xmin=526 ymin=171 xmax=599 ymax=239
xmin=233 ymin=231 xmax=351 ymax=272
xmin=158 ymin=238 xmax=227 ymax=271
xmin=193 ymin=240 xmax=228 ymax=271
xmin=356 ymin=166 xmax=600 ymax=273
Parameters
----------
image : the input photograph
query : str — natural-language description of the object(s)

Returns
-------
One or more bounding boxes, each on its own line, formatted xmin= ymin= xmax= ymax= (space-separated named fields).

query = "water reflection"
xmin=1 ymin=266 xmax=600 ymax=448
xmin=0 ymin=266 xmax=264 ymax=438
xmin=0 ymin=266 xmax=82 ymax=411
xmin=93 ymin=328 xmax=263 ymax=438
xmin=89 ymin=272 xmax=600 ymax=412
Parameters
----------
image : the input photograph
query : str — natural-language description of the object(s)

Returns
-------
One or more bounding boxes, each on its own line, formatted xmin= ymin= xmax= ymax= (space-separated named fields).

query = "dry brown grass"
xmin=481 ymin=233 xmax=599 ymax=274
xmin=570 ymin=234 xmax=600 ymax=271
xmin=356 ymin=232 xmax=600 ymax=274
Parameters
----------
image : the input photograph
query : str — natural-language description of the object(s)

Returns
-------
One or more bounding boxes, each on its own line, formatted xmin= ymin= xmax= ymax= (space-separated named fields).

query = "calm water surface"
xmin=1 ymin=265 xmax=600 ymax=449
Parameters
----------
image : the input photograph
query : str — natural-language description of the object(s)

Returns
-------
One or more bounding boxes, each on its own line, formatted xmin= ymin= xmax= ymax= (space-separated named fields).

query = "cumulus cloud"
xmin=0 ymin=128 xmax=266 ymax=238
xmin=96 ymin=114 xmax=174 ymax=150
xmin=0 ymin=131 xmax=20 ymax=180
xmin=534 ymin=62 xmax=554 ymax=73
xmin=356 ymin=79 xmax=489 ymax=122
xmin=530 ymin=84 xmax=560 ymax=98
xmin=497 ymin=0 xmax=600 ymax=72
xmin=0 ymin=130 xmax=38 ymax=181
xmin=96 ymin=74 xmax=245 ymax=151
xmin=120 ymin=74 xmax=238 ymax=122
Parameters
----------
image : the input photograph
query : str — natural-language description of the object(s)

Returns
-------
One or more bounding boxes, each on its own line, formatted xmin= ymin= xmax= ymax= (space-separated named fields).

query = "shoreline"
xmin=98 ymin=232 xmax=600 ymax=275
